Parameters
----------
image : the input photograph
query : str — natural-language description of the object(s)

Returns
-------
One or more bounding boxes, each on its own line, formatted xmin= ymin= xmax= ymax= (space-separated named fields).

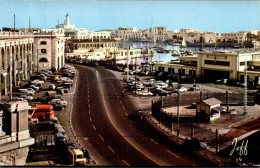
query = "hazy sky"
xmin=0 ymin=0 xmax=260 ymax=33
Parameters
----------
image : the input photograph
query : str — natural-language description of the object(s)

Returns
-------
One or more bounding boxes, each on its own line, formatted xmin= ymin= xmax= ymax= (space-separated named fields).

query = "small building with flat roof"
xmin=196 ymin=98 xmax=223 ymax=122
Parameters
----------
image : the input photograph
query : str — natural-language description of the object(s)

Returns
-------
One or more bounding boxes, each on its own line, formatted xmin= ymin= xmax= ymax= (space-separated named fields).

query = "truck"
xmin=68 ymin=147 xmax=86 ymax=166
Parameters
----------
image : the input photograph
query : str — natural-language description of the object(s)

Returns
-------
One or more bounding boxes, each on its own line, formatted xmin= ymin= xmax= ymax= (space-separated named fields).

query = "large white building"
xmin=152 ymin=48 xmax=260 ymax=84
xmin=154 ymin=27 xmax=167 ymax=41
xmin=111 ymin=27 xmax=142 ymax=40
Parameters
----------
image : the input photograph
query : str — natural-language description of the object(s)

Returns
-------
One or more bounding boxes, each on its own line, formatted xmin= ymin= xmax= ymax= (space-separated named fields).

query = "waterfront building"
xmin=201 ymin=32 xmax=217 ymax=43
xmin=154 ymin=27 xmax=167 ymax=42
xmin=65 ymin=38 xmax=119 ymax=61
xmin=111 ymin=27 xmax=142 ymax=40
xmin=152 ymin=48 xmax=260 ymax=84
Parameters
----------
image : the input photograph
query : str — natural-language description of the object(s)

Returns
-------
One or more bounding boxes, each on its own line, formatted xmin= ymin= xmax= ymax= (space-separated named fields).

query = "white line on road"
xmin=97 ymin=69 xmax=163 ymax=166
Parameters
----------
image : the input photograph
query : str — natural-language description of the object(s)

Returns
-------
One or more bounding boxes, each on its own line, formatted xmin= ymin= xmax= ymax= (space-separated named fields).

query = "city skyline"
xmin=0 ymin=0 xmax=260 ymax=34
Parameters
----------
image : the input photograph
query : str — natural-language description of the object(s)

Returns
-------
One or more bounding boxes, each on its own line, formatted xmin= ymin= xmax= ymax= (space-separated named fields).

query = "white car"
xmin=26 ymin=88 xmax=36 ymax=93
xmin=31 ymin=80 xmax=44 ymax=87
xmin=19 ymin=94 xmax=33 ymax=101
xmin=29 ymin=85 xmax=40 ymax=91
xmin=48 ymin=99 xmax=68 ymax=107
xmin=12 ymin=97 xmax=28 ymax=102
xmin=49 ymin=84 xmax=56 ymax=90
xmin=19 ymin=89 xmax=34 ymax=96
xmin=175 ymin=87 xmax=188 ymax=93
xmin=137 ymin=90 xmax=153 ymax=96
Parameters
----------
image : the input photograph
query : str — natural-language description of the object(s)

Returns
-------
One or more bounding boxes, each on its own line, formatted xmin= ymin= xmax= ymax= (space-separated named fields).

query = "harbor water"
xmin=119 ymin=41 xmax=235 ymax=63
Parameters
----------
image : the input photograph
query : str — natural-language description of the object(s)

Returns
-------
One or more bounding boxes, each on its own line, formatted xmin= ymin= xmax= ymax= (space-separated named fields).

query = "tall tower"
xmin=64 ymin=13 xmax=70 ymax=26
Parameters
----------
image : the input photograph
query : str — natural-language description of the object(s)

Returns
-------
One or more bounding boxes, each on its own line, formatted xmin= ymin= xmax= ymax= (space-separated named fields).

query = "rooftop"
xmin=201 ymin=98 xmax=222 ymax=106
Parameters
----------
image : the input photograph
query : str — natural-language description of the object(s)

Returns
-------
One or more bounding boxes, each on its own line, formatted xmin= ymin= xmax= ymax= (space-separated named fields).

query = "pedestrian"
xmin=121 ymin=91 xmax=124 ymax=99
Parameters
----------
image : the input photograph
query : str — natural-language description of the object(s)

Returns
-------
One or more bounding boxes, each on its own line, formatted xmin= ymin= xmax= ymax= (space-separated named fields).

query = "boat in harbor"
xmin=180 ymin=38 xmax=187 ymax=48
xmin=171 ymin=49 xmax=181 ymax=56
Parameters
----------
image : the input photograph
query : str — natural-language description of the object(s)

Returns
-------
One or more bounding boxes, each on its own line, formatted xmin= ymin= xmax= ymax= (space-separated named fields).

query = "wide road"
xmin=71 ymin=64 xmax=211 ymax=166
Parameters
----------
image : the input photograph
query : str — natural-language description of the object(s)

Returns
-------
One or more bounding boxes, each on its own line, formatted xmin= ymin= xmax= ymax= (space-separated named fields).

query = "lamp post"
xmin=243 ymin=59 xmax=248 ymax=114
xmin=177 ymin=90 xmax=180 ymax=136
xmin=135 ymin=56 xmax=137 ymax=95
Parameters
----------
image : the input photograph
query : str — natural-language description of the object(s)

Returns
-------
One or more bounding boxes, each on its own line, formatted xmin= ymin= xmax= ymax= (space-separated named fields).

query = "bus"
xmin=29 ymin=105 xmax=54 ymax=121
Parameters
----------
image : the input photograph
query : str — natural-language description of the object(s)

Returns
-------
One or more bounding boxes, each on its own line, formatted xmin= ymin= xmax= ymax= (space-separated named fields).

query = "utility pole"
xmin=37 ymin=50 xmax=39 ymax=72
xmin=14 ymin=14 xmax=16 ymax=32
xmin=243 ymin=60 xmax=248 ymax=114
xmin=127 ymin=47 xmax=129 ymax=81
xmin=135 ymin=56 xmax=137 ymax=95
xmin=177 ymin=90 xmax=180 ymax=136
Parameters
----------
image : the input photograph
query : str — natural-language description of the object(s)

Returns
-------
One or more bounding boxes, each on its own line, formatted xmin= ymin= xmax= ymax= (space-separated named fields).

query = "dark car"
xmin=226 ymin=80 xmax=239 ymax=86
xmin=158 ymin=89 xmax=171 ymax=96
xmin=190 ymin=84 xmax=200 ymax=91
xmin=49 ymin=103 xmax=63 ymax=111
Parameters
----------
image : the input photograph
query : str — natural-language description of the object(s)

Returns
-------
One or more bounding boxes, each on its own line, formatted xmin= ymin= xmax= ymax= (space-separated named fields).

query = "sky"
xmin=0 ymin=0 xmax=260 ymax=34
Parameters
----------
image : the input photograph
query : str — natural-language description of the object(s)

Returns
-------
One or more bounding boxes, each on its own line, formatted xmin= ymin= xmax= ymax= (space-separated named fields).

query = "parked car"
xmin=158 ymin=89 xmax=171 ymax=96
xmin=12 ymin=97 xmax=28 ymax=102
xmin=137 ymin=90 xmax=153 ymax=96
xmin=215 ymin=79 xmax=228 ymax=84
xmin=49 ymin=84 xmax=56 ymax=90
xmin=56 ymin=87 xmax=64 ymax=95
xmin=48 ymin=99 xmax=67 ymax=107
xmin=19 ymin=89 xmax=34 ymax=96
xmin=49 ymin=102 xmax=63 ymax=111
xmin=175 ymin=87 xmax=188 ymax=93
xmin=29 ymin=85 xmax=40 ymax=91
xmin=226 ymin=80 xmax=239 ymax=86
xmin=31 ymin=80 xmax=44 ymax=87
xmin=19 ymin=94 xmax=33 ymax=101
xmin=190 ymin=84 xmax=200 ymax=91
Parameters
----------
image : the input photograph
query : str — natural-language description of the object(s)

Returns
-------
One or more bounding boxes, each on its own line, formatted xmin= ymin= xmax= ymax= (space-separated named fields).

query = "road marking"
xmin=88 ymin=99 xmax=90 ymax=103
xmin=119 ymin=100 xmax=122 ymax=104
xmin=122 ymin=106 xmax=125 ymax=110
xmin=108 ymin=146 xmax=115 ymax=154
xmin=125 ymin=112 xmax=128 ymax=117
xmin=98 ymin=69 xmax=163 ymax=166
xmin=92 ymin=125 xmax=96 ymax=131
xmin=99 ymin=134 xmax=104 ymax=142
xmin=90 ymin=116 xmax=92 ymax=122
xmin=150 ymin=139 xmax=158 ymax=145
xmin=88 ymin=109 xmax=91 ymax=114
xmin=122 ymin=160 xmax=130 ymax=166
xmin=167 ymin=150 xmax=180 ymax=159
xmin=88 ymin=104 xmax=91 ymax=108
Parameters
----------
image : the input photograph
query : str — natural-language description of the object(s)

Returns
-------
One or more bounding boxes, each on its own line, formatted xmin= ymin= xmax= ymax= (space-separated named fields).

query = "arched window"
xmin=40 ymin=41 xmax=47 ymax=45
xmin=39 ymin=58 xmax=48 ymax=62
xmin=41 ymin=49 xmax=47 ymax=53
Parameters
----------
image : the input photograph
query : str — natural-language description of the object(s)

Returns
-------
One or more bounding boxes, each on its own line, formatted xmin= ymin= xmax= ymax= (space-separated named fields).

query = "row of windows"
xmin=160 ymin=67 xmax=196 ymax=76
xmin=239 ymin=61 xmax=250 ymax=66
xmin=204 ymin=60 xmax=230 ymax=66
xmin=40 ymin=40 xmax=63 ymax=45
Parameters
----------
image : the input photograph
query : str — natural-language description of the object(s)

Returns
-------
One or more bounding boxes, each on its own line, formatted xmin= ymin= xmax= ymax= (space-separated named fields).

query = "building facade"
xmin=153 ymin=48 xmax=260 ymax=84
xmin=0 ymin=31 xmax=65 ymax=97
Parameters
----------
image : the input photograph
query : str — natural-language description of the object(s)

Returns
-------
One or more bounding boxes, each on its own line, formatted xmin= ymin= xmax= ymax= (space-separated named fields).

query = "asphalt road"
xmin=71 ymin=64 xmax=212 ymax=166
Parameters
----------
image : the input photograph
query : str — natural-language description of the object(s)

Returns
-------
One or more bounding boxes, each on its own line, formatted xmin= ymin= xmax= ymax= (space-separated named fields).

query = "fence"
xmin=151 ymin=91 xmax=256 ymax=152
